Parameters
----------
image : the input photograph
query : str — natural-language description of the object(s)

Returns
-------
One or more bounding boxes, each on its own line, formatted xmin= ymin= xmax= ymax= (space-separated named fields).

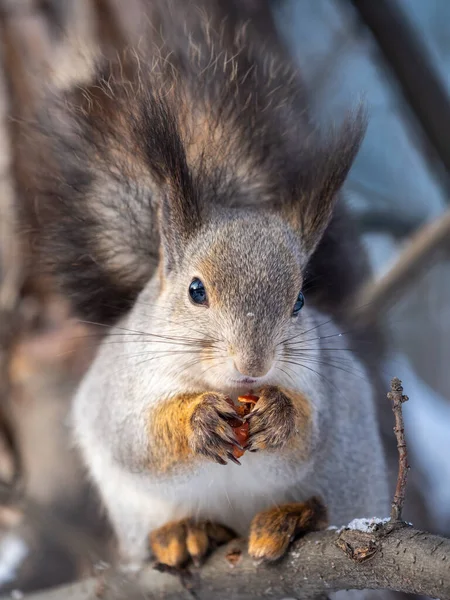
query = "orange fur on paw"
xmin=148 ymin=392 xmax=243 ymax=472
xmin=248 ymin=497 xmax=328 ymax=562
xmin=185 ymin=523 xmax=209 ymax=565
xmin=149 ymin=520 xmax=189 ymax=567
xmin=150 ymin=519 xmax=235 ymax=567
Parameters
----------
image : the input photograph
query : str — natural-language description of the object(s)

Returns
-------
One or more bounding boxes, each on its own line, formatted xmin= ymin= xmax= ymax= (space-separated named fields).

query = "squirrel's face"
xmin=156 ymin=212 xmax=312 ymax=390
xmin=151 ymin=110 xmax=365 ymax=389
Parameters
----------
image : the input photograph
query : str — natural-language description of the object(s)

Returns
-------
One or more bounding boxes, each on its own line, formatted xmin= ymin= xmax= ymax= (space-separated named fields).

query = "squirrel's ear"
xmin=286 ymin=108 xmax=366 ymax=259
xmin=158 ymin=181 xmax=201 ymax=273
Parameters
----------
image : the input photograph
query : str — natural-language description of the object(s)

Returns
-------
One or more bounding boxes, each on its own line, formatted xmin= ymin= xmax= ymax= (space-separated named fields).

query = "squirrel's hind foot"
xmin=248 ymin=497 xmax=328 ymax=562
xmin=149 ymin=519 xmax=236 ymax=568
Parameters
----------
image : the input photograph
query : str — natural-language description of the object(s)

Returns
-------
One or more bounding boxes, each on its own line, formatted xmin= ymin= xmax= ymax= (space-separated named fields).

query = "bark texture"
xmin=16 ymin=524 xmax=450 ymax=600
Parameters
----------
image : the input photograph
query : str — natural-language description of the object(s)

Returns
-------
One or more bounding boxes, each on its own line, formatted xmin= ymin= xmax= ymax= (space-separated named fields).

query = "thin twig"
xmin=388 ymin=377 xmax=409 ymax=522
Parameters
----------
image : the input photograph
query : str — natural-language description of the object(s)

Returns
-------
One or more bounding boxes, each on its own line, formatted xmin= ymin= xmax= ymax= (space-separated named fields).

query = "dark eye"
xmin=189 ymin=278 xmax=208 ymax=306
xmin=292 ymin=291 xmax=305 ymax=316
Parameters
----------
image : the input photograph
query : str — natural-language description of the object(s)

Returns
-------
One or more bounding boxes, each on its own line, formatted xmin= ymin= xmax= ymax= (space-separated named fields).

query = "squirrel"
xmin=25 ymin=0 xmax=389 ymax=574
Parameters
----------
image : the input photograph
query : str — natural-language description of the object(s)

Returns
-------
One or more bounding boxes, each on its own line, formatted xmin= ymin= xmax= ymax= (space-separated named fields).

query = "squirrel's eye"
xmin=292 ymin=291 xmax=305 ymax=316
xmin=189 ymin=278 xmax=208 ymax=306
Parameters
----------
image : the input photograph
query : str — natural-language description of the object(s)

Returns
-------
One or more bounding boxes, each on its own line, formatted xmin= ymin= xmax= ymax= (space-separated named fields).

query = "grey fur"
xmin=72 ymin=206 xmax=389 ymax=567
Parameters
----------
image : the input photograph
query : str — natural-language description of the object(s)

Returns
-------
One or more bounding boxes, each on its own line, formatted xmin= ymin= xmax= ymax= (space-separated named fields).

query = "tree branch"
xmin=15 ymin=523 xmax=450 ymax=600
xmin=352 ymin=209 xmax=450 ymax=324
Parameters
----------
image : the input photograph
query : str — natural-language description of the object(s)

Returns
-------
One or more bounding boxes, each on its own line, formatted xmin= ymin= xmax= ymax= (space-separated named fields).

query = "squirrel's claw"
xmin=226 ymin=452 xmax=241 ymax=465
xmin=189 ymin=392 xmax=244 ymax=464
xmin=246 ymin=386 xmax=296 ymax=452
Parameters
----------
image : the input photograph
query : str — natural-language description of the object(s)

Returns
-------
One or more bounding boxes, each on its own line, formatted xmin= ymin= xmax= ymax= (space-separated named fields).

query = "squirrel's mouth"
xmin=230 ymin=377 xmax=258 ymax=386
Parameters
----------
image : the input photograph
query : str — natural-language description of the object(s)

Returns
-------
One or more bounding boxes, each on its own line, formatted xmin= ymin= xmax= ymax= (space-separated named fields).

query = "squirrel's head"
xmin=145 ymin=111 xmax=365 ymax=391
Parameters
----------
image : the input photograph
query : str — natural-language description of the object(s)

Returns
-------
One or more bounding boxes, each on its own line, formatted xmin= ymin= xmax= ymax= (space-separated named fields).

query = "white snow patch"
xmin=342 ymin=517 xmax=390 ymax=533
xmin=329 ymin=517 xmax=413 ymax=534
xmin=0 ymin=534 xmax=28 ymax=587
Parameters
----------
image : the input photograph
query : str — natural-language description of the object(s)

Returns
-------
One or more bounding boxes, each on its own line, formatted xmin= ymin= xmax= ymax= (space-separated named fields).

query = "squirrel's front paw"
xmin=189 ymin=393 xmax=243 ymax=465
xmin=245 ymin=386 xmax=296 ymax=452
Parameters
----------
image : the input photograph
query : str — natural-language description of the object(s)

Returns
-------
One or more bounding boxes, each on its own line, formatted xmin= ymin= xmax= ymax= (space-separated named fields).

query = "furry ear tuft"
xmin=158 ymin=183 xmax=201 ymax=273
xmin=138 ymin=95 xmax=202 ymax=273
xmin=286 ymin=107 xmax=367 ymax=258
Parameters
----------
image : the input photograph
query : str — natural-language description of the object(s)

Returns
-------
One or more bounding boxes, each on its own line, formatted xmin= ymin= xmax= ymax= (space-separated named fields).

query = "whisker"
xmin=198 ymin=359 xmax=228 ymax=377
xmin=277 ymin=358 xmax=341 ymax=395
xmin=278 ymin=316 xmax=336 ymax=346
xmin=120 ymin=299 xmax=223 ymax=342
xmin=78 ymin=319 xmax=217 ymax=346
xmin=284 ymin=350 xmax=357 ymax=366
xmin=284 ymin=350 xmax=360 ymax=365
xmin=284 ymin=346 xmax=358 ymax=352
xmin=282 ymin=355 xmax=367 ymax=380
xmin=54 ymin=338 xmax=219 ymax=360
xmin=287 ymin=330 xmax=363 ymax=346
xmin=275 ymin=364 xmax=296 ymax=385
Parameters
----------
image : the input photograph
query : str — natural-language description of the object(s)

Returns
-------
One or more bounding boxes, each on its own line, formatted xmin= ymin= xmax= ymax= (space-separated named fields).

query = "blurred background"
xmin=0 ymin=0 xmax=449 ymax=596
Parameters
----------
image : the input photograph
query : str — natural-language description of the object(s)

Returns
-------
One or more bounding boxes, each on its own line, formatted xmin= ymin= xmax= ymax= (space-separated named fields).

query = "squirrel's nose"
xmin=233 ymin=358 xmax=271 ymax=379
